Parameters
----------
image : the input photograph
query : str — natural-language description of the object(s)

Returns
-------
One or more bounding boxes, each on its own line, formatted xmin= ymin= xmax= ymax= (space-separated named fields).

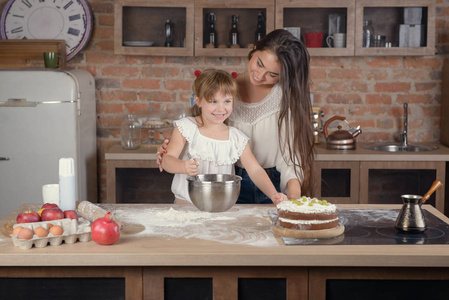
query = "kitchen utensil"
xmin=394 ymin=180 xmax=443 ymax=233
xmin=395 ymin=194 xmax=427 ymax=233
xmin=422 ymin=180 xmax=443 ymax=203
xmin=187 ymin=174 xmax=241 ymax=212
xmin=323 ymin=116 xmax=362 ymax=150
xmin=77 ymin=201 xmax=145 ymax=235
xmin=186 ymin=152 xmax=200 ymax=181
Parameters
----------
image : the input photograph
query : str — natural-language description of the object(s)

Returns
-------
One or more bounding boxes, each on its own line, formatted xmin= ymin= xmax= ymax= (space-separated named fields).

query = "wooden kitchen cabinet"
xmin=194 ymin=0 xmax=275 ymax=57
xmin=314 ymin=143 xmax=449 ymax=214
xmin=359 ymin=161 xmax=446 ymax=212
xmin=355 ymin=0 xmax=436 ymax=56
xmin=275 ymin=0 xmax=356 ymax=57
xmin=314 ymin=161 xmax=360 ymax=204
xmin=144 ymin=266 xmax=307 ymax=300
xmin=114 ymin=0 xmax=194 ymax=56
xmin=114 ymin=0 xmax=435 ymax=57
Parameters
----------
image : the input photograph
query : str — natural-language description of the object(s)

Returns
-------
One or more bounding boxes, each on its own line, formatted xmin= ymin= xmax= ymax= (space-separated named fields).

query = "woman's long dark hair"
xmin=248 ymin=29 xmax=315 ymax=196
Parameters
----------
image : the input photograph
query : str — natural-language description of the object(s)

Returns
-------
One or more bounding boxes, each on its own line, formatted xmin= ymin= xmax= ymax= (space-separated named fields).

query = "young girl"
xmin=158 ymin=30 xmax=314 ymax=204
xmin=161 ymin=69 xmax=288 ymax=205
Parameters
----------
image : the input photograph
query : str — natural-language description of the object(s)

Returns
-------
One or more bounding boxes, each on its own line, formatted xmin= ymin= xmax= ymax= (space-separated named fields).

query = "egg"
xmin=49 ymin=225 xmax=63 ymax=236
xmin=12 ymin=226 xmax=24 ymax=235
xmin=17 ymin=228 xmax=34 ymax=240
xmin=47 ymin=223 xmax=54 ymax=229
xmin=34 ymin=227 xmax=49 ymax=238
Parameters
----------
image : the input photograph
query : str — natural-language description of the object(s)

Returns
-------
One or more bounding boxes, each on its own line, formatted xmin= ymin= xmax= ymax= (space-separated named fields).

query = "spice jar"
xmin=121 ymin=114 xmax=141 ymax=150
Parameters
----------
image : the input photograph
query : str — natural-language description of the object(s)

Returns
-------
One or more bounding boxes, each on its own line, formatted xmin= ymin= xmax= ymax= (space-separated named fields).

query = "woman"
xmin=158 ymin=29 xmax=315 ymax=204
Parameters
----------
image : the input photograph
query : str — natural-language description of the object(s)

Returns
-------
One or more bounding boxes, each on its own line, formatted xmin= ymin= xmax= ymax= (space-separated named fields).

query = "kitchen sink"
xmin=363 ymin=142 xmax=439 ymax=152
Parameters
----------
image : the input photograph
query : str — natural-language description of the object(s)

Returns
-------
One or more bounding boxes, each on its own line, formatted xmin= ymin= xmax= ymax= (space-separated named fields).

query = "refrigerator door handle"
xmin=0 ymin=157 xmax=10 ymax=161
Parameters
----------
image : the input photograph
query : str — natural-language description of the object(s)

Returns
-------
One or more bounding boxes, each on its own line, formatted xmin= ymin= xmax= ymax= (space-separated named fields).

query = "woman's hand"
xmin=157 ymin=139 xmax=170 ymax=172
xmin=271 ymin=192 xmax=289 ymax=206
xmin=184 ymin=159 xmax=199 ymax=177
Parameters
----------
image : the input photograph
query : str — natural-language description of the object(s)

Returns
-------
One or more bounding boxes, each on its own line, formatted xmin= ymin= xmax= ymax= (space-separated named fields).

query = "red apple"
xmin=16 ymin=210 xmax=41 ymax=223
xmin=41 ymin=203 xmax=59 ymax=209
xmin=64 ymin=210 xmax=79 ymax=220
xmin=41 ymin=208 xmax=64 ymax=221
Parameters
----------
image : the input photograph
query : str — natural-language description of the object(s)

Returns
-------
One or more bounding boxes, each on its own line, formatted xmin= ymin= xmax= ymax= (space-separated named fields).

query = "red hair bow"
xmin=231 ymin=72 xmax=238 ymax=79
xmin=194 ymin=70 xmax=201 ymax=79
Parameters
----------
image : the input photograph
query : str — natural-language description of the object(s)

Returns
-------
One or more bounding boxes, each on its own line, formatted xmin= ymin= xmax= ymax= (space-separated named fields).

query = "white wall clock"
xmin=0 ymin=0 xmax=93 ymax=60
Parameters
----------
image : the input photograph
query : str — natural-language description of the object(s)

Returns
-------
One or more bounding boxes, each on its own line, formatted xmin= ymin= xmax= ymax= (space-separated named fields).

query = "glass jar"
xmin=121 ymin=114 xmax=141 ymax=150
xmin=363 ymin=20 xmax=374 ymax=48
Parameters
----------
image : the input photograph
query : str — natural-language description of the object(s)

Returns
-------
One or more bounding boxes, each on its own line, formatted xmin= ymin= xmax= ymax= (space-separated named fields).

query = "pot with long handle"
xmin=394 ymin=180 xmax=443 ymax=233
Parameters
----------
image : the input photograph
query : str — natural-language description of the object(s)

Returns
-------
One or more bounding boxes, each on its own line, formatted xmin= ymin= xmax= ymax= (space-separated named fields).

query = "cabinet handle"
xmin=0 ymin=157 xmax=10 ymax=161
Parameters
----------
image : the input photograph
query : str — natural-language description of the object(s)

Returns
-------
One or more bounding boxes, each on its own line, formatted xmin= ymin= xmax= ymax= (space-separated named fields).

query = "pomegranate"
xmin=91 ymin=212 xmax=120 ymax=245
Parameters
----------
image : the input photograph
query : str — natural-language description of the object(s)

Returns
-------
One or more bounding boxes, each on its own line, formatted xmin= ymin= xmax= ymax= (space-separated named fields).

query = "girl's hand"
xmin=184 ymin=159 xmax=199 ymax=176
xmin=157 ymin=139 xmax=170 ymax=172
xmin=271 ymin=193 xmax=289 ymax=206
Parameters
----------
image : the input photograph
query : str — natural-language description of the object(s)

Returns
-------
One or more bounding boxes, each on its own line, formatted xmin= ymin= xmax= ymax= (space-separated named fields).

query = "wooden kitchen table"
xmin=1 ymin=203 xmax=449 ymax=300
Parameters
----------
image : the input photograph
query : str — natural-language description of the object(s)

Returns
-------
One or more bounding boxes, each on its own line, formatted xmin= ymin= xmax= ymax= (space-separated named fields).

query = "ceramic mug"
xmin=42 ymin=184 xmax=59 ymax=205
xmin=304 ymin=32 xmax=324 ymax=48
xmin=326 ymin=33 xmax=346 ymax=48
xmin=43 ymin=52 xmax=64 ymax=68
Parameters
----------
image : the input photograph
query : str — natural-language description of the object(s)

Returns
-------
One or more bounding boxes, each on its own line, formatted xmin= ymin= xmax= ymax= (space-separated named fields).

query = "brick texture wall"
xmin=1 ymin=0 xmax=448 ymax=203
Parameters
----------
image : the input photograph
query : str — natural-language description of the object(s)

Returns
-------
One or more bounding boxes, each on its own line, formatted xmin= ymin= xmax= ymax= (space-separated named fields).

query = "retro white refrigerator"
xmin=0 ymin=69 xmax=97 ymax=220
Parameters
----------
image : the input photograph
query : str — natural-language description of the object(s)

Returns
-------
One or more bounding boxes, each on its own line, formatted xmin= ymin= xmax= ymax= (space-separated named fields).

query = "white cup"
xmin=42 ymin=184 xmax=60 ymax=205
xmin=284 ymin=27 xmax=301 ymax=40
xmin=326 ymin=33 xmax=346 ymax=48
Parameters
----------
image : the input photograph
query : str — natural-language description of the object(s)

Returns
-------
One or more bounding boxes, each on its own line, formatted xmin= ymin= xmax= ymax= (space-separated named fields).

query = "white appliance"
xmin=0 ymin=69 xmax=97 ymax=220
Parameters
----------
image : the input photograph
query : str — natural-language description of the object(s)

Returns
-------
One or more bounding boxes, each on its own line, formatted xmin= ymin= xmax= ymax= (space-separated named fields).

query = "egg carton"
xmin=11 ymin=218 xmax=91 ymax=250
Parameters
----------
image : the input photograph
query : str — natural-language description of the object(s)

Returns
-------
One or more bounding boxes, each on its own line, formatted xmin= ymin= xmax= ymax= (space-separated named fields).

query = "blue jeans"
xmin=235 ymin=166 xmax=281 ymax=204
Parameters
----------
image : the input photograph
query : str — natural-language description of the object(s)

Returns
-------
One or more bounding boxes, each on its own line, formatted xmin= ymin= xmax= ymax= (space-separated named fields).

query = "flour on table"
xmin=114 ymin=206 xmax=279 ymax=247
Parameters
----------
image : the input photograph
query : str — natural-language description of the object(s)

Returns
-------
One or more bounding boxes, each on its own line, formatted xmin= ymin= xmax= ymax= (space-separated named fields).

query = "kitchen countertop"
xmin=1 ymin=203 xmax=449 ymax=268
xmin=315 ymin=142 xmax=449 ymax=161
xmin=105 ymin=143 xmax=449 ymax=162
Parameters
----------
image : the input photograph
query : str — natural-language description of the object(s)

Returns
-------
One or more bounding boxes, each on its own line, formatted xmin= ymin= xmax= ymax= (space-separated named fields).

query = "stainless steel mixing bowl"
xmin=187 ymin=174 xmax=242 ymax=212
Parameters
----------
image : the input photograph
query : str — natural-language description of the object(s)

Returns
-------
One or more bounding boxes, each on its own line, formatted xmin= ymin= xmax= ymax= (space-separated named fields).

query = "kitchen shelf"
xmin=114 ymin=0 xmax=436 ymax=57
xmin=194 ymin=0 xmax=275 ymax=57
xmin=114 ymin=0 xmax=194 ymax=56
xmin=355 ymin=0 xmax=435 ymax=56
xmin=275 ymin=0 xmax=355 ymax=57
xmin=0 ymin=40 xmax=67 ymax=69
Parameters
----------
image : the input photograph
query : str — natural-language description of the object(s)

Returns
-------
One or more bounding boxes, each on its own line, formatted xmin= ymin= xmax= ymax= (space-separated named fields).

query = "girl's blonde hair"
xmin=191 ymin=69 xmax=238 ymax=122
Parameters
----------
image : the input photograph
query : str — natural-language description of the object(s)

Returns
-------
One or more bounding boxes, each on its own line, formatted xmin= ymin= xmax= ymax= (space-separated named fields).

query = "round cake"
xmin=276 ymin=197 xmax=339 ymax=231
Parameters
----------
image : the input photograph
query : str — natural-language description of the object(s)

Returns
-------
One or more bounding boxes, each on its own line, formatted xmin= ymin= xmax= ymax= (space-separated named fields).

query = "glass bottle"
xmin=208 ymin=13 xmax=217 ymax=47
xmin=363 ymin=20 xmax=374 ymax=48
xmin=121 ymin=114 xmax=141 ymax=150
xmin=164 ymin=19 xmax=173 ymax=47
xmin=255 ymin=12 xmax=266 ymax=43
xmin=229 ymin=15 xmax=239 ymax=47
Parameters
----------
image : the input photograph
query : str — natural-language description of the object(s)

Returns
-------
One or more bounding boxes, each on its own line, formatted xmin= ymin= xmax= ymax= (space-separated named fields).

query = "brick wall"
xmin=1 ymin=0 xmax=448 ymax=203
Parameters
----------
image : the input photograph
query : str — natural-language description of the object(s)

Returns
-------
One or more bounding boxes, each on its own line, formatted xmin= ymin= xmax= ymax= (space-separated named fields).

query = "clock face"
xmin=0 ymin=0 xmax=93 ymax=60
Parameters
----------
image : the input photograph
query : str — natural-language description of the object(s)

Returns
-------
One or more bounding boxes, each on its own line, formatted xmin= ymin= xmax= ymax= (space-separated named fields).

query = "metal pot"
xmin=323 ymin=116 xmax=362 ymax=150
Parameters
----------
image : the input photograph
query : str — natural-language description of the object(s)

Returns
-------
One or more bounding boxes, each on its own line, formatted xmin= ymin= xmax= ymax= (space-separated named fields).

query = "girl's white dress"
xmin=171 ymin=117 xmax=249 ymax=203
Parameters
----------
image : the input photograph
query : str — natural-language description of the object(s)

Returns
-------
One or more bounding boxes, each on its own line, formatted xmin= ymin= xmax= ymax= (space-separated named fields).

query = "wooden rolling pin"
xmin=77 ymin=201 xmax=123 ymax=229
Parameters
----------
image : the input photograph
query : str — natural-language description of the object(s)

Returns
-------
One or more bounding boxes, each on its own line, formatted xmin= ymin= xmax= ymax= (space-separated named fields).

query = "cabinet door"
xmin=275 ymin=0 xmax=355 ymax=57
xmin=359 ymin=161 xmax=445 ymax=213
xmin=355 ymin=0 xmax=435 ymax=56
xmin=314 ymin=161 xmax=360 ymax=204
xmin=194 ymin=0 xmax=275 ymax=57
xmin=114 ymin=0 xmax=194 ymax=56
